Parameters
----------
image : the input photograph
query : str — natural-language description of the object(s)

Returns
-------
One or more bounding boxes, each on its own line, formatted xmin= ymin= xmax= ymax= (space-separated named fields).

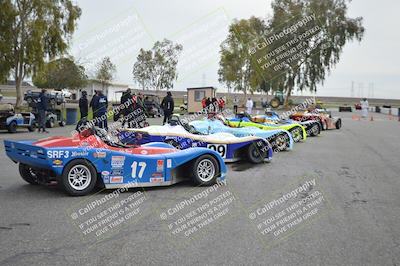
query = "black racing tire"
xmin=59 ymin=159 xmax=97 ymax=196
xmin=335 ymin=119 xmax=342 ymax=129
xmin=272 ymin=133 xmax=289 ymax=152
xmin=47 ymin=118 xmax=55 ymax=128
xmin=191 ymin=154 xmax=220 ymax=186
xmin=270 ymin=98 xmax=280 ymax=108
xmin=59 ymin=120 xmax=66 ymax=127
xmin=8 ymin=121 xmax=17 ymax=133
xmin=309 ymin=123 xmax=320 ymax=137
xmin=27 ymin=123 xmax=35 ymax=132
xmin=19 ymin=163 xmax=39 ymax=185
xmin=246 ymin=142 xmax=267 ymax=164
xmin=289 ymin=126 xmax=303 ymax=142
xmin=165 ymin=139 xmax=181 ymax=149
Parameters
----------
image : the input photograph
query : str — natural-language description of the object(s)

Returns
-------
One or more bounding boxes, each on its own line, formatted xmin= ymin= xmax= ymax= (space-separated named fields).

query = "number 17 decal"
xmin=131 ymin=161 xmax=147 ymax=178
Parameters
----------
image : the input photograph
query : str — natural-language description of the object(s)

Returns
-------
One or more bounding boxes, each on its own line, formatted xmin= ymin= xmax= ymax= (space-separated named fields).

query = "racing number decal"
xmin=207 ymin=144 xmax=227 ymax=158
xmin=131 ymin=161 xmax=147 ymax=178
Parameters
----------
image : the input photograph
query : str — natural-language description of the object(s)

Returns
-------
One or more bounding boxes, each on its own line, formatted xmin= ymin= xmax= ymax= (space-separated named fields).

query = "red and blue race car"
xmin=4 ymin=126 xmax=226 ymax=196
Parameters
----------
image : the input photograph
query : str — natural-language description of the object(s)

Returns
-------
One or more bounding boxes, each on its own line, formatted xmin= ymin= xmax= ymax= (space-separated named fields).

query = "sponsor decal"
xmin=81 ymin=141 xmax=89 ymax=146
xmin=52 ymin=159 xmax=63 ymax=167
xmin=93 ymin=151 xmax=106 ymax=158
xmin=71 ymin=151 xmax=89 ymax=157
xmin=111 ymin=156 xmax=125 ymax=168
xmin=150 ymin=177 xmax=164 ymax=183
xmin=111 ymin=169 xmax=123 ymax=175
xmin=103 ymin=175 xmax=110 ymax=184
xmin=167 ymin=159 xmax=172 ymax=168
xmin=150 ymin=172 xmax=164 ymax=183
xmin=157 ymin=160 xmax=164 ymax=172
xmin=47 ymin=150 xmax=69 ymax=159
xmin=140 ymin=150 xmax=148 ymax=155
xmin=101 ymin=171 xmax=110 ymax=176
xmin=110 ymin=176 xmax=123 ymax=183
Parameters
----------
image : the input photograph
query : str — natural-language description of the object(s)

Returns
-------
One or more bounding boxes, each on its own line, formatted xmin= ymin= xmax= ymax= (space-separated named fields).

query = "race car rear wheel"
xmin=19 ymin=163 xmax=39 ymax=185
xmin=246 ymin=142 xmax=267 ymax=164
xmin=60 ymin=159 xmax=97 ymax=196
xmin=191 ymin=155 xmax=219 ymax=186
xmin=8 ymin=121 xmax=17 ymax=133
xmin=289 ymin=126 xmax=303 ymax=142
xmin=335 ymin=119 xmax=342 ymax=129
xmin=309 ymin=123 xmax=320 ymax=137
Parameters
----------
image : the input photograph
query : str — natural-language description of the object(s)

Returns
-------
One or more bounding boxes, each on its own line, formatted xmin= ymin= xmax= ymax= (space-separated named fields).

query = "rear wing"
xmin=4 ymin=140 xmax=50 ymax=168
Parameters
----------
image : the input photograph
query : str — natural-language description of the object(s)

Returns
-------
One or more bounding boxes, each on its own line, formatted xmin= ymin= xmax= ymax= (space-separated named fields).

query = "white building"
xmin=80 ymin=79 xmax=130 ymax=102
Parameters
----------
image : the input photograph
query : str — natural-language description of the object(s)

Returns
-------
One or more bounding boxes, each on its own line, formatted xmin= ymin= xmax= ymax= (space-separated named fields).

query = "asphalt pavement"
xmin=0 ymin=111 xmax=399 ymax=265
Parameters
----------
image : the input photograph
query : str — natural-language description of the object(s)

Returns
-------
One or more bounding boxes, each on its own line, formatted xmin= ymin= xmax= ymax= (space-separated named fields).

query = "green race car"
xmin=225 ymin=114 xmax=307 ymax=142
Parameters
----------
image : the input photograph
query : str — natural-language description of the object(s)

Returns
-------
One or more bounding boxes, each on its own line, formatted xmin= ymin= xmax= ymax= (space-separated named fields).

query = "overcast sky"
xmin=70 ymin=0 xmax=400 ymax=99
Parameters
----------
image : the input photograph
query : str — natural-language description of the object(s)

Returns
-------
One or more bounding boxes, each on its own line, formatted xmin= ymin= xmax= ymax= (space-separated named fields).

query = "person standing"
xmin=201 ymin=97 xmax=207 ymax=109
xmin=360 ymin=98 xmax=369 ymax=118
xmin=96 ymin=90 xmax=108 ymax=129
xmin=246 ymin=98 xmax=253 ymax=115
xmin=218 ymin=97 xmax=225 ymax=112
xmin=161 ymin=91 xmax=174 ymax=125
xmin=79 ymin=91 xmax=89 ymax=119
xmin=89 ymin=90 xmax=99 ymax=123
xmin=233 ymin=96 xmax=239 ymax=114
xmin=37 ymin=89 xmax=49 ymax=133
xmin=120 ymin=88 xmax=133 ymax=126
xmin=211 ymin=97 xmax=218 ymax=113
xmin=205 ymin=97 xmax=212 ymax=113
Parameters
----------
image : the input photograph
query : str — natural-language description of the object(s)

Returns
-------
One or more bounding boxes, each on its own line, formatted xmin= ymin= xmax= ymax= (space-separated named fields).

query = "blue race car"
xmin=118 ymin=123 xmax=273 ymax=164
xmin=4 ymin=126 xmax=226 ymax=196
xmin=187 ymin=115 xmax=294 ymax=152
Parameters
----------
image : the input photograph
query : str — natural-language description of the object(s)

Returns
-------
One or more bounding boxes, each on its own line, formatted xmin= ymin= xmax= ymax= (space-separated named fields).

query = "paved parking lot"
xmin=0 ymin=111 xmax=399 ymax=265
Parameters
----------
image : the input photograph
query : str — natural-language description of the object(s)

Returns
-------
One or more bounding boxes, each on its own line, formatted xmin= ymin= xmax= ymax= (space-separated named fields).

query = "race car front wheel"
xmin=19 ymin=163 xmax=39 ymax=185
xmin=289 ymin=126 xmax=303 ymax=142
xmin=246 ymin=142 xmax=268 ymax=164
xmin=272 ymin=133 xmax=289 ymax=152
xmin=191 ymin=155 xmax=219 ymax=186
xmin=60 ymin=159 xmax=97 ymax=196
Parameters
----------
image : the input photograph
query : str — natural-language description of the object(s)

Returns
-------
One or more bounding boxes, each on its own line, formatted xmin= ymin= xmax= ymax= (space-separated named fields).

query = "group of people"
xmin=201 ymin=96 xmax=225 ymax=112
xmin=79 ymin=90 xmax=108 ymax=129
xmin=78 ymin=89 xmax=175 ymax=130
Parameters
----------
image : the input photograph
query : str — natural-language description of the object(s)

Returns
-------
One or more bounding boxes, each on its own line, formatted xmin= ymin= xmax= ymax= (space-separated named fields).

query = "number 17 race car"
xmin=4 ymin=126 xmax=226 ymax=196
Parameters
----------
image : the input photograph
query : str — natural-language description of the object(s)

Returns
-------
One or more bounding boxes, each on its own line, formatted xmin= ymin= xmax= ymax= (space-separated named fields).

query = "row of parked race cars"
xmin=4 ymin=108 xmax=342 ymax=196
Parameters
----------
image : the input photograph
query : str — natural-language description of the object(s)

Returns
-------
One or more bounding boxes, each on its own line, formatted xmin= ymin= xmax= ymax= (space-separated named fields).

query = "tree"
xmin=132 ymin=49 xmax=153 ymax=90
xmin=0 ymin=0 xmax=81 ymax=107
xmin=95 ymin=57 xmax=116 ymax=92
xmin=33 ymin=57 xmax=87 ymax=90
xmin=132 ymin=39 xmax=183 ymax=91
xmin=218 ymin=17 xmax=266 ymax=97
xmin=257 ymin=0 xmax=364 ymax=105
